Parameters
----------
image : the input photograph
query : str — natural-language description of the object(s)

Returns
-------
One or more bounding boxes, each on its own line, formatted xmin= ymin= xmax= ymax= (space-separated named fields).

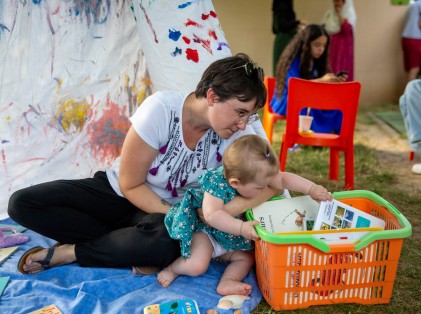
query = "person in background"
xmin=9 ymin=53 xmax=276 ymax=275
xmin=270 ymin=24 xmax=347 ymax=134
xmin=399 ymin=63 xmax=421 ymax=174
xmin=154 ymin=135 xmax=332 ymax=295
xmin=401 ymin=0 xmax=421 ymax=83
xmin=322 ymin=0 xmax=357 ymax=82
xmin=272 ymin=0 xmax=306 ymax=75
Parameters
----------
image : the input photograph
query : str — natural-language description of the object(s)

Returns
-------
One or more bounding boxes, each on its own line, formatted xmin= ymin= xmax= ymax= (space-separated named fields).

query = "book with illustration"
xmin=0 ymin=276 xmax=10 ymax=298
xmin=28 ymin=304 xmax=63 ymax=314
xmin=251 ymin=195 xmax=320 ymax=233
xmin=0 ymin=246 xmax=19 ymax=265
xmin=0 ymin=224 xmax=27 ymax=236
xmin=313 ymin=199 xmax=385 ymax=231
xmin=143 ymin=299 xmax=200 ymax=314
xmin=251 ymin=196 xmax=385 ymax=239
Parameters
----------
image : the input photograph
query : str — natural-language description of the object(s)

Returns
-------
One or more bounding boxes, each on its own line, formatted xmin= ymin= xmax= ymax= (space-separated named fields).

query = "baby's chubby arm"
xmin=203 ymin=192 xmax=259 ymax=241
xmin=270 ymin=171 xmax=333 ymax=202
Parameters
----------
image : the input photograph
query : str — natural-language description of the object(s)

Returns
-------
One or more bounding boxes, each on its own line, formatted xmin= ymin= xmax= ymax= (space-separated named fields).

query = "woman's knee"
xmin=7 ymin=188 xmax=28 ymax=221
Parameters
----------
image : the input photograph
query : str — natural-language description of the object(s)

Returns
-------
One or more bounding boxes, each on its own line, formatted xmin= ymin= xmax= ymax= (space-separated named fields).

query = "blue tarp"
xmin=0 ymin=218 xmax=262 ymax=314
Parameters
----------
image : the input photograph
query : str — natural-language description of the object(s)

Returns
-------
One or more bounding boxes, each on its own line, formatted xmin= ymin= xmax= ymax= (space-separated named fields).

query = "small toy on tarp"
xmin=206 ymin=295 xmax=250 ymax=314
xmin=217 ymin=295 xmax=250 ymax=310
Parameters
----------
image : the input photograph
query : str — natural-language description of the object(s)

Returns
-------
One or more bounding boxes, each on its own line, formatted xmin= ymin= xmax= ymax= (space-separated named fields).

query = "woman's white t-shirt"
xmin=106 ymin=91 xmax=256 ymax=204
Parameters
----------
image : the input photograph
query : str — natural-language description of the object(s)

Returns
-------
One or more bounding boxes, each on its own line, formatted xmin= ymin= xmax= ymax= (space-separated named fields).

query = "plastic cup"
xmin=299 ymin=115 xmax=313 ymax=132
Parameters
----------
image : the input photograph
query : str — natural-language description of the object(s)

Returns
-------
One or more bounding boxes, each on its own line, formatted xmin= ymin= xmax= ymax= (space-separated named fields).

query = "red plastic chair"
xmin=262 ymin=77 xmax=286 ymax=143
xmin=279 ymin=78 xmax=361 ymax=190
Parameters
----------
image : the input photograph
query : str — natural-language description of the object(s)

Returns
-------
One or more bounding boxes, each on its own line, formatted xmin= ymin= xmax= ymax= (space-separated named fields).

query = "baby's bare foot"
xmin=217 ymin=278 xmax=252 ymax=296
xmin=157 ymin=266 xmax=178 ymax=288
xmin=23 ymin=245 xmax=76 ymax=274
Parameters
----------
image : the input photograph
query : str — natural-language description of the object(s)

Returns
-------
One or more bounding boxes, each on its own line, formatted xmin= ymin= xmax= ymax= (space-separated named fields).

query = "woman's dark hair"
xmin=195 ymin=53 xmax=266 ymax=110
xmin=275 ymin=24 xmax=331 ymax=97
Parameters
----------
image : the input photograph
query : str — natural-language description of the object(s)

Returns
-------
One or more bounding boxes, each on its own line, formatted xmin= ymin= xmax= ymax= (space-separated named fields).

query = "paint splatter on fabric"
xmin=0 ymin=0 xmax=232 ymax=218
xmin=131 ymin=0 xmax=231 ymax=91
xmin=0 ymin=1 xmax=150 ymax=217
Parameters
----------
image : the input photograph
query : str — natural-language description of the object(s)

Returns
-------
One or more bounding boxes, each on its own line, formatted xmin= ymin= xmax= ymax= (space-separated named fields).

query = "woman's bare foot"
xmin=157 ymin=266 xmax=178 ymax=288
xmin=217 ymin=278 xmax=252 ymax=296
xmin=22 ymin=244 xmax=76 ymax=274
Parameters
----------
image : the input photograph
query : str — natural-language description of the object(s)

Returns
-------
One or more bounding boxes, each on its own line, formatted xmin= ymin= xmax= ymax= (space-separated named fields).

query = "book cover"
xmin=0 ymin=276 xmax=10 ymax=298
xmin=313 ymin=199 xmax=386 ymax=231
xmin=28 ymin=304 xmax=63 ymax=314
xmin=144 ymin=299 xmax=200 ymax=314
xmin=0 ymin=224 xmax=27 ymax=236
xmin=251 ymin=196 xmax=320 ymax=233
xmin=0 ymin=246 xmax=19 ymax=265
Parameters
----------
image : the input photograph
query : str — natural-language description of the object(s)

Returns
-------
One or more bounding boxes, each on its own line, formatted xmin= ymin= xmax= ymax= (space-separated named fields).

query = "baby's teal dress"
xmin=165 ymin=166 xmax=253 ymax=258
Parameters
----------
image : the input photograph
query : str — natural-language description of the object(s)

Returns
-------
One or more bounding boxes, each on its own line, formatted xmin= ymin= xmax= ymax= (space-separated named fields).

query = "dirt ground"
xmin=354 ymin=113 xmax=420 ymax=196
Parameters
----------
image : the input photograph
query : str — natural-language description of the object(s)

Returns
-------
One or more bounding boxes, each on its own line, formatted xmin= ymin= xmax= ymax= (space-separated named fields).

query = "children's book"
xmin=0 ymin=276 xmax=10 ymax=298
xmin=313 ymin=199 xmax=385 ymax=231
xmin=143 ymin=299 xmax=200 ymax=314
xmin=0 ymin=224 xmax=27 ymax=236
xmin=251 ymin=196 xmax=385 ymax=243
xmin=0 ymin=246 xmax=19 ymax=265
xmin=28 ymin=304 xmax=63 ymax=314
xmin=251 ymin=195 xmax=320 ymax=233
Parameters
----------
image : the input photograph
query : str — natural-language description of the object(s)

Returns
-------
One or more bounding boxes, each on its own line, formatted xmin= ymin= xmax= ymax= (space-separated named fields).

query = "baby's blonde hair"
xmin=223 ymin=134 xmax=279 ymax=183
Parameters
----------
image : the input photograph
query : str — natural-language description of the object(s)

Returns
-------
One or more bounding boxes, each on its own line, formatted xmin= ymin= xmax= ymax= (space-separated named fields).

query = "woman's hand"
xmin=222 ymin=186 xmax=282 ymax=218
xmin=317 ymin=73 xmax=347 ymax=83
xmin=197 ymin=207 xmax=208 ymax=225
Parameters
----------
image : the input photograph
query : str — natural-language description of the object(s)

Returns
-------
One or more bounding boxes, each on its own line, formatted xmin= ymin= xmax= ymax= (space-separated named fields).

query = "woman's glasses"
xmin=227 ymin=102 xmax=260 ymax=125
xmin=241 ymin=113 xmax=260 ymax=125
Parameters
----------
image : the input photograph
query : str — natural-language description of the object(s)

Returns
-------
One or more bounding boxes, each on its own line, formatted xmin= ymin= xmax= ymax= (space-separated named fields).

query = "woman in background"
xmin=271 ymin=0 xmax=306 ymax=75
xmin=270 ymin=24 xmax=346 ymax=134
xmin=322 ymin=0 xmax=357 ymax=82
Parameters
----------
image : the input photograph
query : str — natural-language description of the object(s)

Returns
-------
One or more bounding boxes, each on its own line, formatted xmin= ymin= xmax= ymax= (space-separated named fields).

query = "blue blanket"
xmin=0 ymin=218 xmax=262 ymax=314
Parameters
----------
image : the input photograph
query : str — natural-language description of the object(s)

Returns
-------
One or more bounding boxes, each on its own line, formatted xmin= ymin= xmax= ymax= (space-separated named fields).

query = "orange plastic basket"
xmin=246 ymin=190 xmax=412 ymax=310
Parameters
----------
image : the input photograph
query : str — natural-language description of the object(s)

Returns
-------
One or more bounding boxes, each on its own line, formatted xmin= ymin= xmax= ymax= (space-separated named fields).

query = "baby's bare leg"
xmin=158 ymin=232 xmax=213 ymax=287
xmin=216 ymin=250 xmax=255 ymax=296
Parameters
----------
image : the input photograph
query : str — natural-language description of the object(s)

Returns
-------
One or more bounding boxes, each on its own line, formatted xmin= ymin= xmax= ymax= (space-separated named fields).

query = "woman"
xmin=8 ymin=53 xmax=276 ymax=274
xmin=271 ymin=0 xmax=306 ymax=75
xmin=270 ymin=24 xmax=346 ymax=134
xmin=322 ymin=0 xmax=356 ymax=82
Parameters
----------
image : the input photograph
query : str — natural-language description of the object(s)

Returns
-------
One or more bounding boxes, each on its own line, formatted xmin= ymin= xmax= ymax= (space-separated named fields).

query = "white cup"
xmin=299 ymin=115 xmax=313 ymax=133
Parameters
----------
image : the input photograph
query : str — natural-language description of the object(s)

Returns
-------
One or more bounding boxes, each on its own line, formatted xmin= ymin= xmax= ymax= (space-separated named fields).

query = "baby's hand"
xmin=309 ymin=184 xmax=333 ymax=202
xmin=240 ymin=220 xmax=260 ymax=241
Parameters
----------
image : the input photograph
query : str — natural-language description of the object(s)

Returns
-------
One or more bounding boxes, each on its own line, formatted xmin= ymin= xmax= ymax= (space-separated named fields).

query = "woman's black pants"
xmin=7 ymin=171 xmax=180 ymax=269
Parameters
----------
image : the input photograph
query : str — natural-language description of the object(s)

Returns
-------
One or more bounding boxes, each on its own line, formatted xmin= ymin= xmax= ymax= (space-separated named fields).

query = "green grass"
xmin=252 ymin=111 xmax=421 ymax=314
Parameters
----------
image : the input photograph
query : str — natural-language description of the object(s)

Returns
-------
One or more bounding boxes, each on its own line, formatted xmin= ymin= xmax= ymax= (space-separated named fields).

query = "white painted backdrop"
xmin=0 ymin=0 xmax=231 ymax=218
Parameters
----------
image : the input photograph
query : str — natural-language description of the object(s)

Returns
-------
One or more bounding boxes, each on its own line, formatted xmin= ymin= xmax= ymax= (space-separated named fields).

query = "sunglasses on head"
xmin=221 ymin=62 xmax=264 ymax=78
